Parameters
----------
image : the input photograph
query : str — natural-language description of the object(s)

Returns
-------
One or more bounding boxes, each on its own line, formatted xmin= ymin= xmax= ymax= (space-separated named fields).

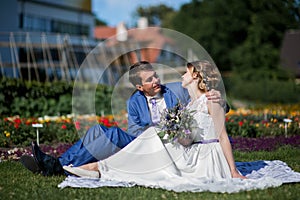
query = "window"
xmin=23 ymin=14 xmax=51 ymax=32
xmin=21 ymin=14 xmax=89 ymax=36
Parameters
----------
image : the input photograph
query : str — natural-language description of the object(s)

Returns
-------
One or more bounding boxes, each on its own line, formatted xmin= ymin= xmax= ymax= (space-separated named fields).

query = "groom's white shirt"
xmin=145 ymin=93 xmax=166 ymax=120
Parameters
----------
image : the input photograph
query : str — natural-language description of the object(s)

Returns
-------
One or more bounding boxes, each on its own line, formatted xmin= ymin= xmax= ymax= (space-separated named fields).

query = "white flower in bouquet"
xmin=157 ymin=102 xmax=196 ymax=146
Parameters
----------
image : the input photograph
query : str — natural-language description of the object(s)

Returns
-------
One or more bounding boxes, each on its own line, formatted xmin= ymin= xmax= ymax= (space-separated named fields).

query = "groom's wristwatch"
xmin=220 ymin=99 xmax=230 ymax=113
xmin=225 ymin=102 xmax=230 ymax=113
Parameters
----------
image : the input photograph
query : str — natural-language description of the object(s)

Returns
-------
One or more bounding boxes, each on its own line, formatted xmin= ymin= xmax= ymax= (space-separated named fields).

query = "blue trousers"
xmin=58 ymin=125 xmax=136 ymax=167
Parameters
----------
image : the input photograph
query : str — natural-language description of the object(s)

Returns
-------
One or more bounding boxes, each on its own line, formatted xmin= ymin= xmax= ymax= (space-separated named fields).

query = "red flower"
xmin=14 ymin=118 xmax=22 ymax=124
xmin=101 ymin=118 xmax=109 ymax=125
xmin=75 ymin=121 xmax=81 ymax=130
xmin=99 ymin=117 xmax=114 ymax=127
xmin=61 ymin=124 xmax=67 ymax=129
xmin=238 ymin=121 xmax=243 ymax=127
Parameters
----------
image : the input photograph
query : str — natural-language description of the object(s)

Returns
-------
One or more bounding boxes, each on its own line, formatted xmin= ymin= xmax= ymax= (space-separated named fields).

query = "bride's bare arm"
xmin=207 ymin=101 xmax=247 ymax=179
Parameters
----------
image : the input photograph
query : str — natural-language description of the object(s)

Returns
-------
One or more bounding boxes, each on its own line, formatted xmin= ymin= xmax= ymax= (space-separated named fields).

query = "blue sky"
xmin=92 ymin=0 xmax=191 ymax=27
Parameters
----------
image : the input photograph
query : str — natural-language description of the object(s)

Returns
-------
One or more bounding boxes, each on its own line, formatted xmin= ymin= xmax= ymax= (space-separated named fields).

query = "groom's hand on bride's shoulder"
xmin=205 ymin=89 xmax=221 ymax=102
xmin=205 ymin=89 xmax=230 ymax=113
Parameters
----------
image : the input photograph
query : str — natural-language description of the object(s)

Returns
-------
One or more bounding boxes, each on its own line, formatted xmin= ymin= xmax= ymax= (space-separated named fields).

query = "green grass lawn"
xmin=0 ymin=146 xmax=299 ymax=200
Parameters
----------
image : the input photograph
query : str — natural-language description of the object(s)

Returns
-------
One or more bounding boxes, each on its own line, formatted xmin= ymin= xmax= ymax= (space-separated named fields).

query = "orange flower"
xmin=265 ymin=123 xmax=270 ymax=127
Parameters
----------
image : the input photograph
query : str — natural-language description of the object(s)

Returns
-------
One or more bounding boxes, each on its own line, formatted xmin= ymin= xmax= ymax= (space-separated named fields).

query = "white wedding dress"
xmin=86 ymin=94 xmax=283 ymax=192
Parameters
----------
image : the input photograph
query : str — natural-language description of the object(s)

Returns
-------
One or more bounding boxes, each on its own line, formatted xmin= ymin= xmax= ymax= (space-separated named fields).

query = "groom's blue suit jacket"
xmin=59 ymin=82 xmax=189 ymax=168
xmin=127 ymin=82 xmax=190 ymax=137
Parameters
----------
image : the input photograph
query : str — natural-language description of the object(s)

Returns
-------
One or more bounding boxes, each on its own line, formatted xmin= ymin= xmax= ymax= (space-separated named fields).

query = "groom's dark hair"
xmin=129 ymin=61 xmax=154 ymax=86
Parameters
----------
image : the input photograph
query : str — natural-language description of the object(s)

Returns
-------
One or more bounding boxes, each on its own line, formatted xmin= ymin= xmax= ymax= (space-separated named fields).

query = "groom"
xmin=21 ymin=61 xmax=222 ymax=176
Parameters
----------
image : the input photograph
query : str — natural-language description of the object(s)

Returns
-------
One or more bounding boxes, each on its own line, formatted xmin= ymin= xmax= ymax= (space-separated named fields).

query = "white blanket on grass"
xmin=58 ymin=160 xmax=300 ymax=193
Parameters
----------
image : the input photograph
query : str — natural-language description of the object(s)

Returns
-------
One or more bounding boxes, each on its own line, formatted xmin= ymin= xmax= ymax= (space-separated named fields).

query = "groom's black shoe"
xmin=20 ymin=154 xmax=42 ymax=174
xmin=31 ymin=141 xmax=65 ymax=176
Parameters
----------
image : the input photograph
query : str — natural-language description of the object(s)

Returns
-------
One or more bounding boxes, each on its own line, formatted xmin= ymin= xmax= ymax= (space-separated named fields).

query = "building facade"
xmin=0 ymin=0 xmax=96 ymax=82
xmin=0 ymin=1 xmax=188 ymax=85
xmin=1 ymin=0 xmax=94 ymax=37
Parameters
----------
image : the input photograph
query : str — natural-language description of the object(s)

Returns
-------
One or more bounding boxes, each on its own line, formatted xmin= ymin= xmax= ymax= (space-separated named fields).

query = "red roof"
xmin=94 ymin=26 xmax=116 ymax=39
xmin=128 ymin=27 xmax=173 ymax=62
xmin=94 ymin=25 xmax=174 ymax=63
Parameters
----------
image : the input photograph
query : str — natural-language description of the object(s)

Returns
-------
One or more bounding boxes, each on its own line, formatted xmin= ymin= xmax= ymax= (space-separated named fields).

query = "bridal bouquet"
xmin=157 ymin=102 xmax=196 ymax=146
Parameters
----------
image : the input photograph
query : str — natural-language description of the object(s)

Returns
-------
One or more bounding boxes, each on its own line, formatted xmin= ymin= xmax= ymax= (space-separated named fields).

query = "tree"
xmin=230 ymin=0 xmax=300 ymax=72
xmin=171 ymin=0 xmax=250 ymax=71
xmin=133 ymin=4 xmax=175 ymax=26
xmin=164 ymin=0 xmax=300 ymax=103
xmin=95 ymin=17 xmax=107 ymax=26
xmin=169 ymin=0 xmax=300 ymax=72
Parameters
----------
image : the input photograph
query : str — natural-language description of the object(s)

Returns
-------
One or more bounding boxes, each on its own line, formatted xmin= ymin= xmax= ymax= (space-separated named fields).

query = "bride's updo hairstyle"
xmin=129 ymin=61 xmax=154 ymax=86
xmin=187 ymin=60 xmax=221 ymax=92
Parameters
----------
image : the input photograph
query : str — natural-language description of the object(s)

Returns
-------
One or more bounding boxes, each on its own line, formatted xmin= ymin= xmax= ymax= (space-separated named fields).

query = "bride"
xmin=63 ymin=60 xmax=283 ymax=192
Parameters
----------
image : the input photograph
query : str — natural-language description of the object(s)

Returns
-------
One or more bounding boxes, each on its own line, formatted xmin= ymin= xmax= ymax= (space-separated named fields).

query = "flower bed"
xmin=0 ymin=104 xmax=299 ymax=161
xmin=231 ymin=135 xmax=300 ymax=151
xmin=0 ymin=104 xmax=299 ymax=153
xmin=1 ymin=135 xmax=299 ymax=162
xmin=225 ymin=105 xmax=299 ymax=137
xmin=0 ymin=143 xmax=72 ymax=161
xmin=0 ymin=114 xmax=126 ymax=147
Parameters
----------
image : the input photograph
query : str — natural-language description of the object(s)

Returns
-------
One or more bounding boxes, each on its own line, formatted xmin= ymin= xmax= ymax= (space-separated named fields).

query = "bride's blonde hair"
xmin=187 ymin=60 xmax=221 ymax=92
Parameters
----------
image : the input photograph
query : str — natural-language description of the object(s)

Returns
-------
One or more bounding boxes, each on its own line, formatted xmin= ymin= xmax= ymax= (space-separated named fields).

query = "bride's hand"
xmin=177 ymin=137 xmax=193 ymax=147
xmin=231 ymin=169 xmax=247 ymax=179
